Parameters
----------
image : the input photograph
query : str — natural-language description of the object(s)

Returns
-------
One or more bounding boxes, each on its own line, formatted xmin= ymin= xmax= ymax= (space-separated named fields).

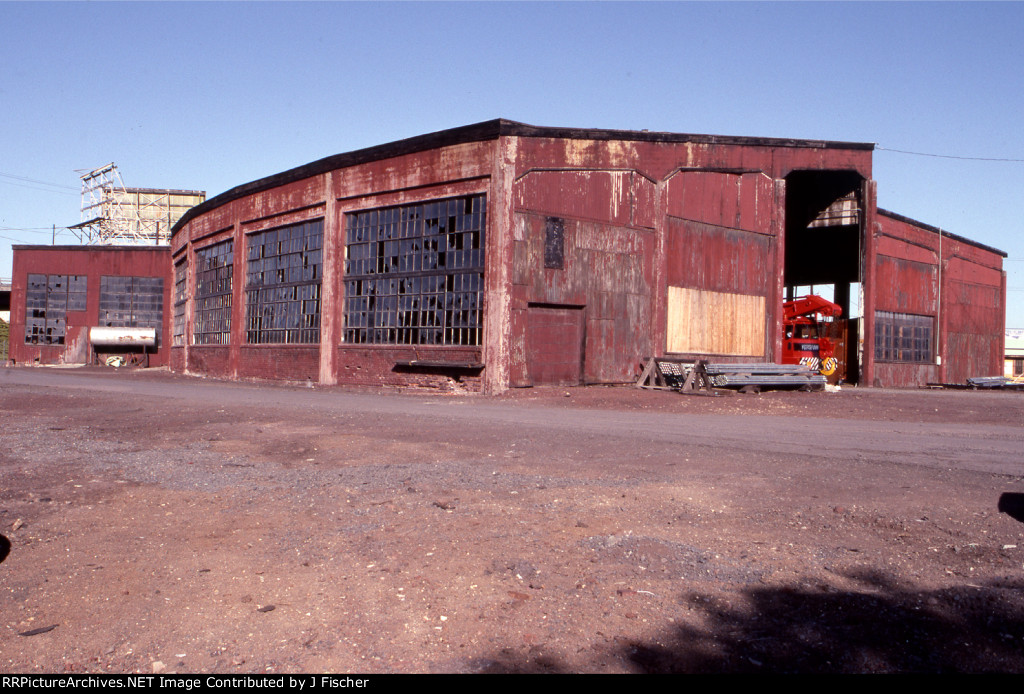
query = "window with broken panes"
xmin=193 ymin=241 xmax=233 ymax=345
xmin=24 ymin=274 xmax=87 ymax=345
xmin=99 ymin=275 xmax=165 ymax=340
xmin=245 ymin=220 xmax=323 ymax=344
xmin=343 ymin=194 xmax=485 ymax=346
xmin=172 ymin=259 xmax=188 ymax=346
xmin=874 ymin=311 xmax=934 ymax=363
xmin=544 ymin=216 xmax=565 ymax=269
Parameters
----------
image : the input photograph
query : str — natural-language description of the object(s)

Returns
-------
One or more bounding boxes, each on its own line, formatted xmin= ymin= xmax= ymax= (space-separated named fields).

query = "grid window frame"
xmin=874 ymin=311 xmax=934 ymax=364
xmin=245 ymin=219 xmax=324 ymax=345
xmin=193 ymin=240 xmax=234 ymax=346
xmin=24 ymin=274 xmax=87 ymax=345
xmin=99 ymin=275 xmax=165 ymax=342
xmin=173 ymin=259 xmax=188 ymax=346
xmin=342 ymin=194 xmax=486 ymax=347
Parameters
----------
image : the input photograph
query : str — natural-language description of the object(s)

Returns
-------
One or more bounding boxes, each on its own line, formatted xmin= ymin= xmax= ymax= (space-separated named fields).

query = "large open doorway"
xmin=784 ymin=170 xmax=866 ymax=384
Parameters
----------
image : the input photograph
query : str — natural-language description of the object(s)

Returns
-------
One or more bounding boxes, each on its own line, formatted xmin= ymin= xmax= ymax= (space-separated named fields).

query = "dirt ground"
xmin=1 ymin=366 xmax=1023 ymax=673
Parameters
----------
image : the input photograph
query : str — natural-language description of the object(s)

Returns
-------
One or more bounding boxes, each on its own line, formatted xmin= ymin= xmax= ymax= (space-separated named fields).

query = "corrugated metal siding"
xmin=874 ymin=257 xmax=938 ymax=315
xmin=873 ymin=212 xmax=1005 ymax=385
xmin=665 ymin=218 xmax=773 ymax=294
xmin=665 ymin=171 xmax=773 ymax=233
xmin=662 ymin=171 xmax=775 ymax=359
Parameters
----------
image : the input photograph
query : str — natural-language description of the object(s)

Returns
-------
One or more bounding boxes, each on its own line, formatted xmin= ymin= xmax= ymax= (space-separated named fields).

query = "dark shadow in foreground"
xmin=475 ymin=570 xmax=1024 ymax=673
xmin=998 ymin=493 xmax=1024 ymax=524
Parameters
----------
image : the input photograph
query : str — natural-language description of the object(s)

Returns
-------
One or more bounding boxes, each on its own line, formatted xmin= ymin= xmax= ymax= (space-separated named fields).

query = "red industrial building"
xmin=160 ymin=120 xmax=1000 ymax=391
xmin=8 ymin=245 xmax=172 ymax=367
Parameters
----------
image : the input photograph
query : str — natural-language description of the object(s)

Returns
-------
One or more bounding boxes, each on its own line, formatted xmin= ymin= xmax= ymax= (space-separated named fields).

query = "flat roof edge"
xmin=878 ymin=208 xmax=1007 ymax=258
xmin=12 ymin=244 xmax=170 ymax=252
xmin=120 ymin=187 xmax=206 ymax=196
xmin=173 ymin=119 xmax=875 ymax=237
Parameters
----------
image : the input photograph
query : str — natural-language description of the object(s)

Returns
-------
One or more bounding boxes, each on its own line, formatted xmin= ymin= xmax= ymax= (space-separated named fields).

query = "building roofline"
xmin=12 ymin=244 xmax=170 ymax=252
xmin=119 ymin=187 xmax=206 ymax=196
xmin=172 ymin=119 xmax=876 ymax=236
xmin=877 ymin=208 xmax=1007 ymax=258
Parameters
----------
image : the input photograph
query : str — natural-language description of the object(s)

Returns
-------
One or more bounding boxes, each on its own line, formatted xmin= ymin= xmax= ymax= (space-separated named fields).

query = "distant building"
xmin=69 ymin=163 xmax=205 ymax=246
xmin=1006 ymin=329 xmax=1024 ymax=380
xmin=8 ymin=245 xmax=171 ymax=366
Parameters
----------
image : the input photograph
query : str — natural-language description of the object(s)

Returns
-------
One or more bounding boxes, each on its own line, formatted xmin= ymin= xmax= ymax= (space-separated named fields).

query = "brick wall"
xmin=238 ymin=346 xmax=320 ymax=382
xmin=187 ymin=346 xmax=232 ymax=378
xmin=335 ymin=346 xmax=483 ymax=392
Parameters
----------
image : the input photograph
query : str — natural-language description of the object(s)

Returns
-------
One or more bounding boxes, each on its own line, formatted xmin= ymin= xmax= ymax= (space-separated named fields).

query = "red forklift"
xmin=782 ymin=295 xmax=843 ymax=376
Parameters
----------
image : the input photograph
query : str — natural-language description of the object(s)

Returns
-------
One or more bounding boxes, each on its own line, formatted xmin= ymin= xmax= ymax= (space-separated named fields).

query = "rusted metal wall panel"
xmin=512 ymin=210 xmax=654 ymax=384
xmin=665 ymin=171 xmax=773 ymax=233
xmin=942 ymin=257 xmax=1005 ymax=382
xmin=237 ymin=177 xmax=325 ymax=226
xmin=665 ymin=218 xmax=773 ymax=294
xmin=660 ymin=171 xmax=775 ymax=360
xmin=873 ymin=362 xmax=938 ymax=388
xmin=511 ymin=136 xmax=873 ymax=186
xmin=514 ymin=170 xmax=656 ymax=229
xmin=874 ymin=257 xmax=938 ymax=315
xmin=873 ymin=212 xmax=1005 ymax=385
xmin=526 ymin=306 xmax=584 ymax=385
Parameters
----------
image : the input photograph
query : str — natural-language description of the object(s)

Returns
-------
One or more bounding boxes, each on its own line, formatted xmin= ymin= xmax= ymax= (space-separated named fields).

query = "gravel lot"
xmin=1 ymin=366 xmax=1023 ymax=673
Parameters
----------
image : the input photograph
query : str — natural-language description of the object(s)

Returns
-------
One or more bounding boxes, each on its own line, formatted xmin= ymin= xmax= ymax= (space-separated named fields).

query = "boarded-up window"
xmin=666 ymin=286 xmax=765 ymax=356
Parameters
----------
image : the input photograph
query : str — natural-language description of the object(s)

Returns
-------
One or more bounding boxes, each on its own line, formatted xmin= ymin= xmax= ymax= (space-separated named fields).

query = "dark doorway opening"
xmin=784 ymin=170 xmax=865 ymax=384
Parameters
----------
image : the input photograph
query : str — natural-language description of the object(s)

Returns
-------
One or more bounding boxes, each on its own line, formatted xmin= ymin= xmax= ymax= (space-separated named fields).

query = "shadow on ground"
xmin=476 ymin=569 xmax=1024 ymax=673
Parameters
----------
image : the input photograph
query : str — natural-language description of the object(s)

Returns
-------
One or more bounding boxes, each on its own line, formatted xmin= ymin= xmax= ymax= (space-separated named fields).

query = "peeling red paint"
xmin=160 ymin=121 xmax=1002 ymax=392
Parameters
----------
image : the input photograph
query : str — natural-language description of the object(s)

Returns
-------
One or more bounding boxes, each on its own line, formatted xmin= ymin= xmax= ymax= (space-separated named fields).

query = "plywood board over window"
xmin=666 ymin=286 xmax=765 ymax=356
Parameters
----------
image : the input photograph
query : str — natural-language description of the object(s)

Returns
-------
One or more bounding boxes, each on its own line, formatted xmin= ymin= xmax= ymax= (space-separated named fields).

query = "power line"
xmin=876 ymin=146 xmax=1024 ymax=163
xmin=0 ymin=171 xmax=78 ymax=190
xmin=0 ymin=226 xmax=71 ymax=233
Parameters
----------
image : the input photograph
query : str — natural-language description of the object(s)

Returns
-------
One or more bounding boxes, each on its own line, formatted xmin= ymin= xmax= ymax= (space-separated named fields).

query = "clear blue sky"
xmin=2 ymin=1 xmax=1023 ymax=326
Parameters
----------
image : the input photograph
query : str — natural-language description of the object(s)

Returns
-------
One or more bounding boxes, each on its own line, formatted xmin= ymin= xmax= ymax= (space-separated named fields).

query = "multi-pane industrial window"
xmin=875 ymin=311 xmax=934 ymax=363
xmin=172 ymin=260 xmax=188 ymax=346
xmin=24 ymin=274 xmax=87 ymax=344
xmin=343 ymin=194 xmax=485 ymax=346
xmin=194 ymin=241 xmax=233 ymax=345
xmin=245 ymin=220 xmax=323 ymax=344
xmin=99 ymin=276 xmax=165 ymax=340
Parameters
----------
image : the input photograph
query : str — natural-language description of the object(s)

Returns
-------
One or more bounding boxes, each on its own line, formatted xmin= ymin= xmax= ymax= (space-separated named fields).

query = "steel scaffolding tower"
xmin=70 ymin=163 xmax=205 ymax=245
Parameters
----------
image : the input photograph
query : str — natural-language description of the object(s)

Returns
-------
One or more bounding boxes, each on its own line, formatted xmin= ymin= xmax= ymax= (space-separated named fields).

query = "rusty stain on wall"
xmin=159 ymin=120 xmax=1003 ymax=392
